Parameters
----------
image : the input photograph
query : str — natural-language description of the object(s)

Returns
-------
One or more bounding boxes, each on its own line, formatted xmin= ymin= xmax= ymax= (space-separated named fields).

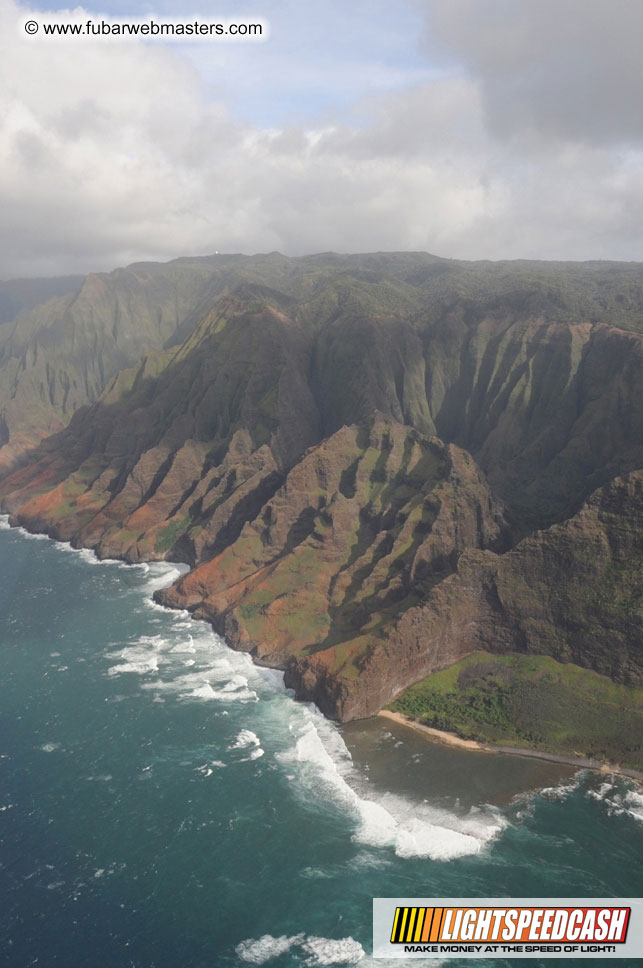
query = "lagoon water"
xmin=1 ymin=518 xmax=642 ymax=967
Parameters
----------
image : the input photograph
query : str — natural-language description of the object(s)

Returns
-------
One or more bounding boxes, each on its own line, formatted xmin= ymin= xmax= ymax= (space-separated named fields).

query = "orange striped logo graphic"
xmin=389 ymin=907 xmax=630 ymax=945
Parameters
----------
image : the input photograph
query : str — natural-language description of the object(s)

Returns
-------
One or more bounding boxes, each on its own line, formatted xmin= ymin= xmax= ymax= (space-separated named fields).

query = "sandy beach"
xmin=378 ymin=709 xmax=643 ymax=782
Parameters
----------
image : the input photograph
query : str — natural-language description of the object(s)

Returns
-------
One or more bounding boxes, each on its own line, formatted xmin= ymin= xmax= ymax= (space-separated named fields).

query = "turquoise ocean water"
xmin=1 ymin=518 xmax=642 ymax=967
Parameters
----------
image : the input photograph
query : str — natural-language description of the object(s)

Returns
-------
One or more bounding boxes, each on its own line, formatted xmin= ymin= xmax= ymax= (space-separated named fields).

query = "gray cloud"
xmin=425 ymin=0 xmax=643 ymax=147
xmin=2 ymin=0 xmax=643 ymax=277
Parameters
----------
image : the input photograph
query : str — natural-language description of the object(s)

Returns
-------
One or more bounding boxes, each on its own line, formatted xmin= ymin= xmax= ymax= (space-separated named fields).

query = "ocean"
xmin=1 ymin=517 xmax=642 ymax=968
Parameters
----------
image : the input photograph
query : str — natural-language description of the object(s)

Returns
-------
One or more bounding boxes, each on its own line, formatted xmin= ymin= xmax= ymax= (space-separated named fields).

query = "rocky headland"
xmin=1 ymin=252 xmax=642 ymax=765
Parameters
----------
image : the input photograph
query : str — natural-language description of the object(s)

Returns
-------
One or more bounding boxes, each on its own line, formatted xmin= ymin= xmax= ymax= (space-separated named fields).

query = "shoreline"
xmin=378 ymin=710 xmax=643 ymax=783
xmin=4 ymin=516 xmax=643 ymax=787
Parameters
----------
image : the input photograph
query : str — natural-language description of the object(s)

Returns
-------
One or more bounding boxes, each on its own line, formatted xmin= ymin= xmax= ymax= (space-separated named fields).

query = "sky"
xmin=2 ymin=0 xmax=643 ymax=277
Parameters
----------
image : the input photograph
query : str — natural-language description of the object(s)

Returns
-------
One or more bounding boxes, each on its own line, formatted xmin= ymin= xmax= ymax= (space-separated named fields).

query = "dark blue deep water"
xmin=1 ymin=518 xmax=642 ymax=967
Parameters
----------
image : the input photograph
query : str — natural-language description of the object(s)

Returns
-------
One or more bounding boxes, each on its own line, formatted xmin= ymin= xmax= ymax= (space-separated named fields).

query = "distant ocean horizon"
xmin=1 ymin=516 xmax=642 ymax=967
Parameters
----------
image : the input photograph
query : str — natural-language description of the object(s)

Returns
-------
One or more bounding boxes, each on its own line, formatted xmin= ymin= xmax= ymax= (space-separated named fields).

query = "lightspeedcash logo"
xmin=390 ymin=905 xmax=628 ymax=945
xmin=373 ymin=898 xmax=643 ymax=959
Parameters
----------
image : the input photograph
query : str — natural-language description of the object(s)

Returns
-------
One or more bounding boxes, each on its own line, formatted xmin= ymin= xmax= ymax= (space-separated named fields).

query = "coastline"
xmin=3 ymin=516 xmax=643 ymax=787
xmin=378 ymin=710 xmax=643 ymax=783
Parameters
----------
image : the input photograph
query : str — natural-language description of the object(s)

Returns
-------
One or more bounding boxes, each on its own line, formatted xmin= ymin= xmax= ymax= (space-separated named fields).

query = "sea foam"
xmin=106 ymin=621 xmax=261 ymax=707
xmin=107 ymin=634 xmax=167 ymax=676
xmin=538 ymin=771 xmax=585 ymax=800
xmin=142 ymin=561 xmax=190 ymax=593
xmin=277 ymin=709 xmax=505 ymax=861
xmin=300 ymin=936 xmax=365 ymax=965
xmin=229 ymin=729 xmax=261 ymax=750
xmin=98 ymin=542 xmax=504 ymax=863
xmin=236 ymin=934 xmax=305 ymax=964
xmin=15 ymin=527 xmax=48 ymax=540
xmin=586 ymin=778 xmax=643 ymax=823
xmin=228 ymin=729 xmax=265 ymax=760
xmin=235 ymin=933 xmax=365 ymax=966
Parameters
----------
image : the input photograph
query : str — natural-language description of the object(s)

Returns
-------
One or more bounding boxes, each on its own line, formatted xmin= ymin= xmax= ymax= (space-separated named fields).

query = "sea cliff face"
xmin=285 ymin=470 xmax=643 ymax=719
xmin=2 ymin=252 xmax=643 ymax=721
xmin=155 ymin=415 xmax=509 ymax=668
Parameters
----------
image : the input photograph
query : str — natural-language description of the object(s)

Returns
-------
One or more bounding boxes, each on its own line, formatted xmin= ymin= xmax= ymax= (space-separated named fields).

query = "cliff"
xmin=286 ymin=470 xmax=643 ymax=719
xmin=156 ymin=414 xmax=509 ymax=667
xmin=2 ymin=252 xmax=643 ymax=725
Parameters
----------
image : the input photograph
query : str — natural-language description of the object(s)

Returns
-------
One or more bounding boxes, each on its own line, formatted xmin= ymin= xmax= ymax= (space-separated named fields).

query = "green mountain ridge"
xmin=1 ymin=252 xmax=643 ymax=755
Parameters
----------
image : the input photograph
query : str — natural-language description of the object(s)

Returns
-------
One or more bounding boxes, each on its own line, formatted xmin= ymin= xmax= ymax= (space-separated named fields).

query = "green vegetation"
xmin=5 ymin=251 xmax=643 ymax=727
xmin=47 ymin=478 xmax=88 ymax=521
xmin=155 ymin=516 xmax=190 ymax=553
xmin=391 ymin=652 xmax=643 ymax=769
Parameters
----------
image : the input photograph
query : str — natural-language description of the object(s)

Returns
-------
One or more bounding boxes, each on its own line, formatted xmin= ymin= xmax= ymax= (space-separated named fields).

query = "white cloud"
xmin=2 ymin=0 xmax=643 ymax=277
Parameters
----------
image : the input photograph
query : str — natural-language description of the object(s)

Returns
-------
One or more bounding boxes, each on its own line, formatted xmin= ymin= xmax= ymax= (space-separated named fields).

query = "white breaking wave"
xmin=538 ymin=772 xmax=586 ymax=800
xmin=586 ymin=778 xmax=643 ymax=823
xmin=107 ymin=634 xmax=167 ymax=676
xmin=236 ymin=933 xmax=365 ymax=966
xmin=229 ymin=729 xmax=261 ymax=750
xmin=143 ymin=561 xmax=190 ymax=593
xmin=300 ymin=936 xmax=365 ymax=965
xmin=0 ymin=519 xmax=148 ymax=570
xmin=14 ymin=527 xmax=48 ymax=540
xmin=77 ymin=548 xmax=121 ymax=566
xmin=106 ymin=623 xmax=262 ymax=707
xmin=236 ymin=934 xmax=305 ymax=965
xmin=169 ymin=635 xmax=196 ymax=654
xmin=207 ymin=675 xmax=259 ymax=703
xmin=108 ymin=656 xmax=159 ymax=676
xmin=243 ymin=747 xmax=265 ymax=761
xmin=183 ymin=676 xmax=259 ymax=703
xmin=195 ymin=763 xmax=217 ymax=777
xmin=143 ymin=597 xmax=193 ymax=621
xmin=179 ymin=671 xmax=259 ymax=704
xmin=228 ymin=729 xmax=265 ymax=760
xmin=94 ymin=539 xmax=502 ymax=864
xmin=190 ymin=682 xmax=217 ymax=699
xmin=50 ymin=541 xmax=108 ymax=563
xmin=276 ymin=708 xmax=505 ymax=861
xmin=624 ymin=788 xmax=643 ymax=822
